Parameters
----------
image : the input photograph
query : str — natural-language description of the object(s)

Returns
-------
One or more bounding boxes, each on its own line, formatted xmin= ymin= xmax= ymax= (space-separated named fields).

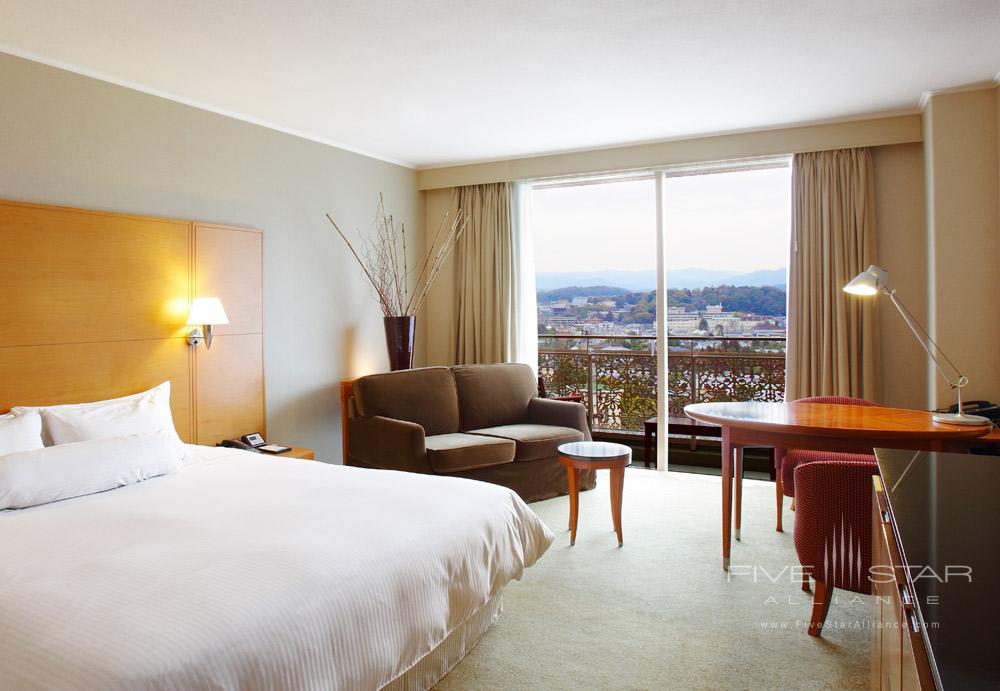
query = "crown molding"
xmin=919 ymin=80 xmax=1000 ymax=109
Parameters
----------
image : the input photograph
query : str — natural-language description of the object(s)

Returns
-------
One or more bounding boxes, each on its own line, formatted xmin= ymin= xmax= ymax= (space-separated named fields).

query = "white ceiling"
xmin=1 ymin=1 xmax=998 ymax=169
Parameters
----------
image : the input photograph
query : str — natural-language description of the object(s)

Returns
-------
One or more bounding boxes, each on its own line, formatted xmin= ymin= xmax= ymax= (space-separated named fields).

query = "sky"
xmin=530 ymin=165 xmax=791 ymax=274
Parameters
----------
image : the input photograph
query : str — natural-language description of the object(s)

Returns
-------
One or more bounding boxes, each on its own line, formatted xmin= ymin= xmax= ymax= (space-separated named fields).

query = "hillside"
xmin=667 ymin=285 xmax=786 ymax=316
xmin=536 ymin=285 xmax=630 ymax=301
xmin=538 ymin=284 xmax=787 ymax=319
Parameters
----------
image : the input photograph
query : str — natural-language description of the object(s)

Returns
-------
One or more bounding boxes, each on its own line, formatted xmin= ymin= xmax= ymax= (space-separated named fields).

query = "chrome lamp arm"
xmin=843 ymin=264 xmax=988 ymax=426
xmin=882 ymin=287 xmax=970 ymax=414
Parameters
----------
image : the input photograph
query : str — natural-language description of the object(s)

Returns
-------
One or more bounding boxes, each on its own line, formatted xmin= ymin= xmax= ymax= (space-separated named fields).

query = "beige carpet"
xmin=435 ymin=469 xmax=870 ymax=690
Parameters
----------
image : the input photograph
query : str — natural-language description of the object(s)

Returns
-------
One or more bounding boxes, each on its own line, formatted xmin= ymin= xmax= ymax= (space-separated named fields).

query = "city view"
xmin=537 ymin=275 xmax=787 ymax=339
xmin=531 ymin=167 xmax=791 ymax=434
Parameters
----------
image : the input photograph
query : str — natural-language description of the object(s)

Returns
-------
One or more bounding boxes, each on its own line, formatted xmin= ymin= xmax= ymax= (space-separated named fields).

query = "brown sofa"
xmin=345 ymin=363 xmax=596 ymax=502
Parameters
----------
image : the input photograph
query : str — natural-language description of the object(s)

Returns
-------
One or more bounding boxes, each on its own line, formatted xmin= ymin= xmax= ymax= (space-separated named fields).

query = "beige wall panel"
xmin=0 ymin=339 xmax=193 ymax=441
xmin=923 ymin=86 xmax=1000 ymax=407
xmin=0 ymin=201 xmax=191 ymax=347
xmin=872 ymin=143 xmax=929 ymax=409
xmin=195 ymin=334 xmax=266 ymax=445
xmin=421 ymin=188 xmax=459 ymax=366
xmin=195 ymin=224 xmax=263 ymax=336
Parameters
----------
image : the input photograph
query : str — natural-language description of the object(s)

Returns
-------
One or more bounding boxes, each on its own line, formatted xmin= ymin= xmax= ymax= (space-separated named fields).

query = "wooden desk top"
xmin=684 ymin=401 xmax=991 ymax=443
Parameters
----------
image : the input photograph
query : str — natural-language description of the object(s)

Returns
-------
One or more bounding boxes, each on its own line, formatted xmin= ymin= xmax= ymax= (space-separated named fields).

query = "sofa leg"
xmin=808 ymin=580 xmax=833 ymax=637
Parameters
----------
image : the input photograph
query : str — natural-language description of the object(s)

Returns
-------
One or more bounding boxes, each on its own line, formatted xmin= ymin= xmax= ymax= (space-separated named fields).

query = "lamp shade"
xmin=843 ymin=265 xmax=888 ymax=296
xmin=186 ymin=297 xmax=229 ymax=325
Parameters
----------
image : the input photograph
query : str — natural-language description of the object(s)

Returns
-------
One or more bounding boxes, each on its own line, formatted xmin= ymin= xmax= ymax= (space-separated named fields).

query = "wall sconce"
xmin=186 ymin=297 xmax=229 ymax=350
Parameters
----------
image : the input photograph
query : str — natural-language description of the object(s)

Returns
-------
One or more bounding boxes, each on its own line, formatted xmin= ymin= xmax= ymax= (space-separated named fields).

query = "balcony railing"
xmin=538 ymin=335 xmax=786 ymax=433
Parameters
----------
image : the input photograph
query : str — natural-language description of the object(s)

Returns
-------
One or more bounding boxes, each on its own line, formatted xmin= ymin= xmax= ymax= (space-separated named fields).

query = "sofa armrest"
xmin=347 ymin=415 xmax=430 ymax=473
xmin=525 ymin=397 xmax=592 ymax=441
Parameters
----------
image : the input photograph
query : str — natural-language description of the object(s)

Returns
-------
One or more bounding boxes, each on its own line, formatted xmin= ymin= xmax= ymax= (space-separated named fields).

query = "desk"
xmin=683 ymin=401 xmax=990 ymax=571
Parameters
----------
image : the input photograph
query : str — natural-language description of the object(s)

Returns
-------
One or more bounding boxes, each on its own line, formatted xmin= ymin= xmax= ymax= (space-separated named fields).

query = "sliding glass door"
xmin=529 ymin=159 xmax=790 ymax=471
xmin=532 ymin=175 xmax=658 ymax=443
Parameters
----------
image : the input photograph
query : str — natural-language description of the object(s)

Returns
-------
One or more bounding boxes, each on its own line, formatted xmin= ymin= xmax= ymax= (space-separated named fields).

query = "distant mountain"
xmin=535 ymin=267 xmax=785 ymax=292
xmin=535 ymin=270 xmax=657 ymax=292
xmin=667 ymin=267 xmax=786 ymax=289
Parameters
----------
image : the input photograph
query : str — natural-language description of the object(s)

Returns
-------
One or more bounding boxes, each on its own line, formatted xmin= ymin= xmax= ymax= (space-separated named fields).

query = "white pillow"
xmin=0 ymin=432 xmax=184 ymax=510
xmin=0 ymin=411 xmax=44 ymax=456
xmin=12 ymin=381 xmax=180 ymax=447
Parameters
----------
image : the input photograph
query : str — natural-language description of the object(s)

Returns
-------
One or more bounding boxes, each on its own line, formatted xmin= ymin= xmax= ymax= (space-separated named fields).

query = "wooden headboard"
xmin=0 ymin=199 xmax=264 ymax=445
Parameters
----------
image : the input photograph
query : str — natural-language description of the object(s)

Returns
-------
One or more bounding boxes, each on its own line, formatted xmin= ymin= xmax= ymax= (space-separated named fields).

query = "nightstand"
xmin=274 ymin=447 xmax=314 ymax=460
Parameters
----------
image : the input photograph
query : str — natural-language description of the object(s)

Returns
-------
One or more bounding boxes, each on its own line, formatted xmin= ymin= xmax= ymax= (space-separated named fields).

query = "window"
xmin=529 ymin=159 xmax=791 ymax=468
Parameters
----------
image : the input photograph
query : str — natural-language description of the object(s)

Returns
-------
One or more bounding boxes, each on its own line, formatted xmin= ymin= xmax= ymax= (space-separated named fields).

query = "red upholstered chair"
xmin=793 ymin=459 xmax=878 ymax=636
xmin=775 ymin=396 xmax=879 ymax=532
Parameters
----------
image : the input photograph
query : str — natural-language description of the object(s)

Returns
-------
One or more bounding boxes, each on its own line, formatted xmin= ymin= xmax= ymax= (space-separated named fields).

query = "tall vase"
xmin=384 ymin=315 xmax=416 ymax=371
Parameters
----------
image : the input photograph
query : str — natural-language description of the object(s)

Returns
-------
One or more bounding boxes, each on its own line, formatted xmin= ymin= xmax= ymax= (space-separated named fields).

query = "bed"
xmin=0 ymin=445 xmax=554 ymax=690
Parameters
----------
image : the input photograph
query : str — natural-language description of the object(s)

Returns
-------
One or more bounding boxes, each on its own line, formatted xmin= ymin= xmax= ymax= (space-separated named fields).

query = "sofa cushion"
xmin=452 ymin=363 xmax=538 ymax=431
xmin=425 ymin=433 xmax=515 ymax=474
xmin=354 ymin=367 xmax=460 ymax=436
xmin=468 ymin=424 xmax=584 ymax=463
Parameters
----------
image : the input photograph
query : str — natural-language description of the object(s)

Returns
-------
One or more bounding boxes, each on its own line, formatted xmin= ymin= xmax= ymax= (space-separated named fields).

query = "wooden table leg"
xmin=643 ymin=421 xmax=653 ymax=468
xmin=610 ymin=466 xmax=624 ymax=546
xmin=775 ymin=447 xmax=784 ymax=532
xmin=566 ymin=465 xmax=580 ymax=545
xmin=734 ymin=446 xmax=743 ymax=541
xmin=721 ymin=426 xmax=732 ymax=571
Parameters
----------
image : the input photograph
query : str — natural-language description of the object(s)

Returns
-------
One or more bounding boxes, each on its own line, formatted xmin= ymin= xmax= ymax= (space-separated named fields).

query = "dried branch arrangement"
xmin=327 ymin=195 xmax=467 ymax=317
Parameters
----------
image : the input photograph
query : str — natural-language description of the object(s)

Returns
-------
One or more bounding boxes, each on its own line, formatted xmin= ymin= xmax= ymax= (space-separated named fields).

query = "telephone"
xmin=938 ymin=400 xmax=1000 ymax=424
xmin=217 ymin=434 xmax=291 ymax=455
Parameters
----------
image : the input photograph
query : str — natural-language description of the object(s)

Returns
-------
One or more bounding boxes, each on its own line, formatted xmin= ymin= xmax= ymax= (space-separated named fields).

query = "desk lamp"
xmin=844 ymin=265 xmax=989 ymax=426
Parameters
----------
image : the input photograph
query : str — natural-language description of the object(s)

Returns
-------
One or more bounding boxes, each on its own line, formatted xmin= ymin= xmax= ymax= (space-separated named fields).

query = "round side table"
xmin=558 ymin=441 xmax=632 ymax=546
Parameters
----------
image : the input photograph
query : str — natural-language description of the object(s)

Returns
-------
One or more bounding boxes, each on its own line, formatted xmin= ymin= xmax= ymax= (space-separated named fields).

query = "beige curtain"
xmin=454 ymin=182 xmax=516 ymax=364
xmin=786 ymin=148 xmax=878 ymax=400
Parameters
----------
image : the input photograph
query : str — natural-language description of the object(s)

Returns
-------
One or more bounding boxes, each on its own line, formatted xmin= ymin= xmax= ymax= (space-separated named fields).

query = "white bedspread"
xmin=0 ymin=446 xmax=554 ymax=690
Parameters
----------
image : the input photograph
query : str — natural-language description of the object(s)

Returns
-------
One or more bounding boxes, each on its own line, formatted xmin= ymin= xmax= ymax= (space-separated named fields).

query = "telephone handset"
xmin=218 ymin=438 xmax=260 ymax=452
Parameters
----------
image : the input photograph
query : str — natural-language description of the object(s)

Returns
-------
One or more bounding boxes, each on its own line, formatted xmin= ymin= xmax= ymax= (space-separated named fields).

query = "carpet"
xmin=434 ymin=469 xmax=870 ymax=690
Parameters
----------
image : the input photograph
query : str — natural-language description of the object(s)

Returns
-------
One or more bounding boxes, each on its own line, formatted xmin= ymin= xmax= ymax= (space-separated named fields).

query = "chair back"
xmin=793 ymin=459 xmax=878 ymax=594
xmin=795 ymin=395 xmax=879 ymax=407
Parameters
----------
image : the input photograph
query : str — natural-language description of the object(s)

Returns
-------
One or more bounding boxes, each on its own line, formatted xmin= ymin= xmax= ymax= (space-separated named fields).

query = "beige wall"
xmin=422 ymin=188 xmax=458 ymax=366
xmin=0 ymin=53 xmax=423 ymax=462
xmin=872 ymin=143 xmax=929 ymax=408
xmin=923 ymin=85 xmax=1000 ymax=408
